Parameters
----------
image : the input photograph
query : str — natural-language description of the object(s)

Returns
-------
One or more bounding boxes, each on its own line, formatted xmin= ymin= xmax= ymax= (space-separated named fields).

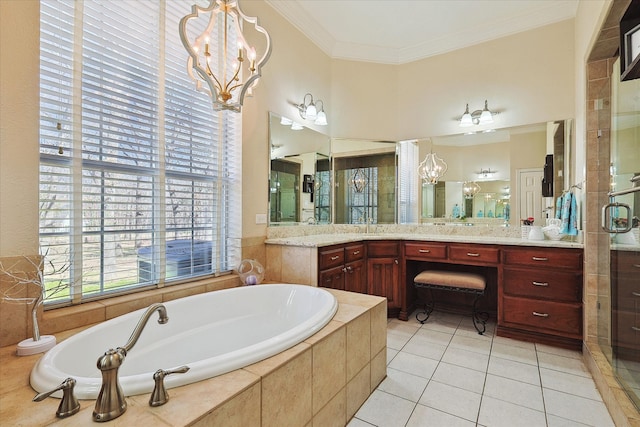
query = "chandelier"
xmin=351 ymin=168 xmax=368 ymax=192
xmin=463 ymin=181 xmax=481 ymax=199
xmin=179 ymin=0 xmax=272 ymax=112
xmin=418 ymin=152 xmax=448 ymax=185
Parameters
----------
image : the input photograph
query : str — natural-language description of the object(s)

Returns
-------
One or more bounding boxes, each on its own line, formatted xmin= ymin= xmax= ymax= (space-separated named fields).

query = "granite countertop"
xmin=265 ymin=232 xmax=584 ymax=249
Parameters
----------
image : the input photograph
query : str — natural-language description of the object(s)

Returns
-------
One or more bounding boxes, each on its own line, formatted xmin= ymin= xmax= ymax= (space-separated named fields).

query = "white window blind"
xmin=398 ymin=140 xmax=419 ymax=223
xmin=39 ymin=0 xmax=240 ymax=305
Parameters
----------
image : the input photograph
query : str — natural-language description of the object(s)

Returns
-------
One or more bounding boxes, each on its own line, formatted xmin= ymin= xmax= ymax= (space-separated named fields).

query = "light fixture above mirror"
xmin=179 ymin=0 xmax=271 ymax=112
xmin=296 ymin=93 xmax=328 ymax=126
xmin=459 ymin=100 xmax=496 ymax=127
xmin=477 ymin=168 xmax=497 ymax=179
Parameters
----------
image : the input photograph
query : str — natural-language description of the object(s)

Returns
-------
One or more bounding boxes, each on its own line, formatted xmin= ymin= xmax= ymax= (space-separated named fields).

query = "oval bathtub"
xmin=31 ymin=284 xmax=338 ymax=399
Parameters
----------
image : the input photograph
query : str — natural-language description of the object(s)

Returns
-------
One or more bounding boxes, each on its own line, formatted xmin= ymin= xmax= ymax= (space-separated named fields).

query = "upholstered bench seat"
xmin=414 ymin=270 xmax=486 ymax=291
xmin=414 ymin=270 xmax=488 ymax=334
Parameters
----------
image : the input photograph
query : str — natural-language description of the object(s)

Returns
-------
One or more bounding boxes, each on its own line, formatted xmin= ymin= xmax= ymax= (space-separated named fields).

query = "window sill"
xmin=41 ymin=275 xmax=240 ymax=336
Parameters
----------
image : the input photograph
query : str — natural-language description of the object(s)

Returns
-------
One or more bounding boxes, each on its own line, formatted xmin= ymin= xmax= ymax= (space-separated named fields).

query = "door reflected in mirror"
xmin=268 ymin=112 xmax=331 ymax=225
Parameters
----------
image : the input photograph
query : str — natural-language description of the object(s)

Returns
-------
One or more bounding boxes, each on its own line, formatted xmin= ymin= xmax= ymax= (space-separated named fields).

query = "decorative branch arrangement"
xmin=0 ymin=250 xmax=73 ymax=355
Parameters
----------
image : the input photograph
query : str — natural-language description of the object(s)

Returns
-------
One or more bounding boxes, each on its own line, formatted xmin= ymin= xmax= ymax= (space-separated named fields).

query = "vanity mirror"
xmin=268 ymin=112 xmax=331 ymax=225
xmin=417 ymin=120 xmax=573 ymax=225
xmin=332 ymin=139 xmax=398 ymax=224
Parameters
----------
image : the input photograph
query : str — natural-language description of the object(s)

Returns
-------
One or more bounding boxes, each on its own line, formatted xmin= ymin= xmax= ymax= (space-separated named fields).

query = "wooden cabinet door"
xmin=367 ymin=257 xmax=400 ymax=308
xmin=345 ymin=259 xmax=367 ymax=294
xmin=319 ymin=265 xmax=345 ymax=290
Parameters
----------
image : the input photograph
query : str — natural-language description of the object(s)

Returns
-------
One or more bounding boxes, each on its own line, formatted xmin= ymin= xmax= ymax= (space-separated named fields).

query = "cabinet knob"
xmin=532 ymin=257 xmax=548 ymax=261
xmin=632 ymin=326 xmax=640 ymax=332
xmin=466 ymin=253 xmax=480 ymax=257
xmin=394 ymin=259 xmax=399 ymax=264
xmin=532 ymin=281 xmax=549 ymax=287
xmin=352 ymin=250 xmax=360 ymax=255
xmin=330 ymin=256 xmax=340 ymax=261
xmin=632 ymin=291 xmax=640 ymax=297
xmin=342 ymin=267 xmax=347 ymax=273
xmin=418 ymin=249 xmax=430 ymax=253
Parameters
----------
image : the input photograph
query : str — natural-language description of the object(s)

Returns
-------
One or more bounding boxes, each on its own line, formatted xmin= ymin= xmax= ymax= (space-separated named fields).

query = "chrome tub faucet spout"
xmin=92 ymin=303 xmax=168 ymax=422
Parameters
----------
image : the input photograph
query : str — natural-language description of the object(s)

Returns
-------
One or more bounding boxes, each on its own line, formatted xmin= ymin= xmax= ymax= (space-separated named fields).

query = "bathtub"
xmin=30 ymin=284 xmax=338 ymax=399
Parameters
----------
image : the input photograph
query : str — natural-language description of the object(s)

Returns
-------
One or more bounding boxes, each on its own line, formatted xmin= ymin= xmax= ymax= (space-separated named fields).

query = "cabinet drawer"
xmin=345 ymin=244 xmax=365 ymax=262
xmin=405 ymin=242 xmax=447 ymax=260
xmin=612 ymin=310 xmax=640 ymax=349
xmin=613 ymin=278 xmax=640 ymax=311
xmin=611 ymin=250 xmax=640 ymax=274
xmin=319 ymin=247 xmax=345 ymax=270
xmin=503 ymin=248 xmax=582 ymax=270
xmin=502 ymin=295 xmax=582 ymax=337
xmin=449 ymin=245 xmax=499 ymax=264
xmin=367 ymin=241 xmax=399 ymax=258
xmin=503 ymin=267 xmax=581 ymax=302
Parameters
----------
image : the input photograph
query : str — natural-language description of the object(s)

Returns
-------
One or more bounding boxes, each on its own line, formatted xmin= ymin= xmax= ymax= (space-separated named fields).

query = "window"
xmin=39 ymin=0 xmax=240 ymax=305
xmin=334 ymin=153 xmax=397 ymax=224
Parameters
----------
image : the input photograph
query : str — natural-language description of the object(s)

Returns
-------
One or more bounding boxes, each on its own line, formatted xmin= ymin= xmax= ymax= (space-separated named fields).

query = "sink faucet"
xmin=93 ymin=303 xmax=168 ymax=422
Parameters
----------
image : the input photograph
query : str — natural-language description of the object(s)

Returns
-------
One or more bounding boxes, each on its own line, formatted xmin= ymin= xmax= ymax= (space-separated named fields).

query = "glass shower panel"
xmin=608 ymin=58 xmax=640 ymax=410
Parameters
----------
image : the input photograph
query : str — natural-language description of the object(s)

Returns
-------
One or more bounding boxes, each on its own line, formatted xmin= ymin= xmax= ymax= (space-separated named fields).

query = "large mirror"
xmin=417 ymin=120 xmax=573 ymax=226
xmin=267 ymin=113 xmax=573 ymax=227
xmin=332 ymin=139 xmax=398 ymax=224
xmin=268 ymin=112 xmax=331 ymax=225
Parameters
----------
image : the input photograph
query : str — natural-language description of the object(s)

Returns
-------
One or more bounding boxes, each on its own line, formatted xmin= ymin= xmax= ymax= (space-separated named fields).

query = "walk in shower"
xmin=598 ymin=57 xmax=640 ymax=412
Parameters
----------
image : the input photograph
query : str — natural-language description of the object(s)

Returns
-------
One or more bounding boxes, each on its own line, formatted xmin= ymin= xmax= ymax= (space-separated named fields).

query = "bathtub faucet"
xmin=93 ymin=303 xmax=169 ymax=422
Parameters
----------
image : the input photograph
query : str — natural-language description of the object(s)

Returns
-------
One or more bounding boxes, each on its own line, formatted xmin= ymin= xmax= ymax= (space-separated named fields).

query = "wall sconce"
xmin=351 ymin=168 xmax=368 ymax=192
xmin=179 ymin=0 xmax=272 ymax=112
xmin=477 ymin=168 xmax=497 ymax=179
xmin=418 ymin=152 xmax=448 ymax=185
xmin=297 ymin=93 xmax=328 ymax=126
xmin=459 ymin=100 xmax=495 ymax=127
xmin=463 ymin=181 xmax=481 ymax=199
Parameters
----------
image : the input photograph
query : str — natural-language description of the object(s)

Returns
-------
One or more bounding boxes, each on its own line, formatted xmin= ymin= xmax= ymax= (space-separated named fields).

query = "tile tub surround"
xmin=0 ymin=289 xmax=387 ymax=426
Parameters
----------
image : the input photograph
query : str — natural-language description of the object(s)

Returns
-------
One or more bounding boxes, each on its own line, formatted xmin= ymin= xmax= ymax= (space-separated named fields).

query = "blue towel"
xmin=555 ymin=194 xmax=563 ymax=219
xmin=559 ymin=192 xmax=578 ymax=235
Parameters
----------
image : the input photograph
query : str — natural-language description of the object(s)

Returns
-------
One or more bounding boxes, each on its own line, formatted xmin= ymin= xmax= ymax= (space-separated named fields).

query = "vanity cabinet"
xmin=611 ymin=250 xmax=640 ymax=357
xmin=367 ymin=241 xmax=401 ymax=313
xmin=499 ymin=247 xmax=583 ymax=349
xmin=308 ymin=237 xmax=584 ymax=349
xmin=318 ymin=243 xmax=366 ymax=292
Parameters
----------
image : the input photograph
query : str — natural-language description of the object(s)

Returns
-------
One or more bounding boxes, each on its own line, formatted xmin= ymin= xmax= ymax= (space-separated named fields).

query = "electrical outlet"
xmin=255 ymin=213 xmax=267 ymax=224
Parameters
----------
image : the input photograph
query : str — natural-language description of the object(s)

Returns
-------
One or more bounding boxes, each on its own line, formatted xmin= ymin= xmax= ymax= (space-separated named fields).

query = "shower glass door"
xmin=607 ymin=58 xmax=640 ymax=410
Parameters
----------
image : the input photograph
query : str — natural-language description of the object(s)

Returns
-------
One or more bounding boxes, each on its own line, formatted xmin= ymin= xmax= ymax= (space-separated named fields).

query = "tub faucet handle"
xmin=149 ymin=365 xmax=190 ymax=407
xmin=33 ymin=377 xmax=80 ymax=418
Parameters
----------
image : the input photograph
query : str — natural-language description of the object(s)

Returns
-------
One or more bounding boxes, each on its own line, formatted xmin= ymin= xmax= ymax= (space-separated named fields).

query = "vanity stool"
xmin=413 ymin=270 xmax=489 ymax=334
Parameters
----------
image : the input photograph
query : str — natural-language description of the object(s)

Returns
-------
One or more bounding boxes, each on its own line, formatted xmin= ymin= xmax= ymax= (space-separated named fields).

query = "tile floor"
xmin=348 ymin=311 xmax=615 ymax=427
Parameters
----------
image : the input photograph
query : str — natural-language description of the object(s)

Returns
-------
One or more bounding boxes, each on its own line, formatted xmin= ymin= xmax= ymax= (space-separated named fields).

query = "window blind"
xmin=398 ymin=140 xmax=419 ymax=223
xmin=39 ymin=0 xmax=240 ymax=304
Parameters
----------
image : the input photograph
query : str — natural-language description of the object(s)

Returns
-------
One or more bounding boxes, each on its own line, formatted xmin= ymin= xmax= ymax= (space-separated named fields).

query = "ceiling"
xmin=265 ymin=0 xmax=579 ymax=64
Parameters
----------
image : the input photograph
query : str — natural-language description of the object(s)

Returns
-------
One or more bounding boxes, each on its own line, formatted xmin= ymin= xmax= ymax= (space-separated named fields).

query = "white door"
xmin=518 ymin=168 xmax=544 ymax=226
